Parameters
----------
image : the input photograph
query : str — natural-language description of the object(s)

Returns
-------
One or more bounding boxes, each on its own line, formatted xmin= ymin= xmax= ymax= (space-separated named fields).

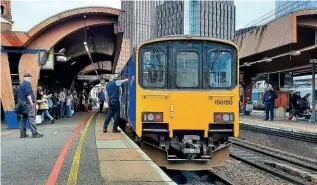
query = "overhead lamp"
xmin=71 ymin=61 xmax=76 ymax=65
xmin=290 ymin=51 xmax=301 ymax=56
xmin=56 ymin=56 xmax=67 ymax=62
xmin=244 ymin=62 xmax=251 ymax=67
xmin=263 ymin=57 xmax=272 ymax=62
xmin=58 ymin=48 xmax=66 ymax=54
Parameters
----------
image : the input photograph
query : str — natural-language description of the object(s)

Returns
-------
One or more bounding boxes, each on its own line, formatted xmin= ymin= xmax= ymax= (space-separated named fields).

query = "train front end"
xmin=135 ymin=37 xmax=239 ymax=171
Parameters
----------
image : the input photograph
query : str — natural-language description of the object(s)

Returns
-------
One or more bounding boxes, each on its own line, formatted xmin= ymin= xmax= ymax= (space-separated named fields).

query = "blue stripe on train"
xmin=119 ymin=56 xmax=137 ymax=131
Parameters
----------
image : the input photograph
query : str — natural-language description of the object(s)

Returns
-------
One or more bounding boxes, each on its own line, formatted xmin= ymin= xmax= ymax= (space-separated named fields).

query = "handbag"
xmin=14 ymin=100 xmax=29 ymax=115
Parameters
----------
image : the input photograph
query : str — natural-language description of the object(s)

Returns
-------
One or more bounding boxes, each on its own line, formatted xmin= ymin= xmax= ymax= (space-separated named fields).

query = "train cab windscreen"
xmin=138 ymin=40 xmax=237 ymax=90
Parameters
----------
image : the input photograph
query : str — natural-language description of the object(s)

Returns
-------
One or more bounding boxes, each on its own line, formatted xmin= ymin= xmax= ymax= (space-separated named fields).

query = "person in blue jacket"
xmin=98 ymin=88 xmax=105 ymax=113
xmin=262 ymin=85 xmax=278 ymax=121
xmin=17 ymin=73 xmax=43 ymax=138
xmin=103 ymin=75 xmax=134 ymax=133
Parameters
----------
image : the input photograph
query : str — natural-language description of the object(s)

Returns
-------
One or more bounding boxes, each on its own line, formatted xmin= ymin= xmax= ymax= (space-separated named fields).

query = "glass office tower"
xmin=156 ymin=0 xmax=236 ymax=40
xmin=275 ymin=1 xmax=317 ymax=18
xmin=119 ymin=0 xmax=163 ymax=54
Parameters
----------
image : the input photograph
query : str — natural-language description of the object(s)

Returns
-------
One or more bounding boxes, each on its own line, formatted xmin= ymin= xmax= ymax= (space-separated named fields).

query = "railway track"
xmin=162 ymin=168 xmax=235 ymax=185
xmin=229 ymin=137 xmax=317 ymax=185
xmin=239 ymin=123 xmax=317 ymax=144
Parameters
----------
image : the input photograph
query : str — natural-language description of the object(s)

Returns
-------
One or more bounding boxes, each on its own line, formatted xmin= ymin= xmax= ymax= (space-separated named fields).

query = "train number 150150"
xmin=215 ymin=100 xmax=233 ymax=105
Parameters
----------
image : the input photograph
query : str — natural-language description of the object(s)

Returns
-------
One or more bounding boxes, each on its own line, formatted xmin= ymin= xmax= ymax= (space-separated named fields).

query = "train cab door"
xmin=167 ymin=40 xmax=205 ymax=132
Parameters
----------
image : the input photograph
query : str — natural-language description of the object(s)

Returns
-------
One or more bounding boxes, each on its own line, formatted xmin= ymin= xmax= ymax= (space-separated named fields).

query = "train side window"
xmin=175 ymin=51 xmax=199 ymax=88
xmin=141 ymin=49 xmax=167 ymax=88
xmin=206 ymin=51 xmax=232 ymax=88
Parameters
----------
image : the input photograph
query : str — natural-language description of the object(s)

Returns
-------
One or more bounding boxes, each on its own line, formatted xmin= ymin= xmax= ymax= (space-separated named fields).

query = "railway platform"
xmin=1 ymin=110 xmax=175 ymax=185
xmin=240 ymin=114 xmax=317 ymax=134
xmin=95 ymin=113 xmax=176 ymax=185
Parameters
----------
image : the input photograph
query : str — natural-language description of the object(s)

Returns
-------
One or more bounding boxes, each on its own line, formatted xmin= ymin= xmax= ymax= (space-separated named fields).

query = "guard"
xmin=103 ymin=76 xmax=134 ymax=133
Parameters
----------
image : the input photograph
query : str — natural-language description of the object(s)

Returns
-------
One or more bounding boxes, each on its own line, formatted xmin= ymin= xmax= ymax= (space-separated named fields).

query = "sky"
xmin=11 ymin=0 xmax=275 ymax=32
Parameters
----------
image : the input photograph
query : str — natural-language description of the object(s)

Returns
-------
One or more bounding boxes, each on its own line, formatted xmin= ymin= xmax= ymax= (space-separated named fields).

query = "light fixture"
xmin=71 ymin=61 xmax=76 ymax=65
xmin=244 ymin=62 xmax=251 ymax=67
xmin=56 ymin=56 xmax=66 ymax=62
xmin=58 ymin=48 xmax=66 ymax=54
xmin=263 ymin=57 xmax=272 ymax=62
xmin=290 ymin=51 xmax=301 ymax=56
xmin=83 ymin=42 xmax=100 ymax=81
xmin=239 ymin=44 xmax=317 ymax=68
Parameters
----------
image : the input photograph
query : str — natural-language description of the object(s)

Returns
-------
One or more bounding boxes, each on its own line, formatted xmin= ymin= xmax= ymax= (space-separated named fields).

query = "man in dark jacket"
xmin=262 ymin=85 xmax=278 ymax=121
xmin=103 ymin=76 xmax=134 ymax=133
xmin=17 ymin=73 xmax=43 ymax=138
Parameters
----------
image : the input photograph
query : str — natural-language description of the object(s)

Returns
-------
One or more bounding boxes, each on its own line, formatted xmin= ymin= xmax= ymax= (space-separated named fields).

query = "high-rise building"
xmin=119 ymin=0 xmax=163 ymax=54
xmin=155 ymin=0 xmax=236 ymax=40
xmin=119 ymin=0 xmax=236 ymax=55
xmin=275 ymin=1 xmax=317 ymax=18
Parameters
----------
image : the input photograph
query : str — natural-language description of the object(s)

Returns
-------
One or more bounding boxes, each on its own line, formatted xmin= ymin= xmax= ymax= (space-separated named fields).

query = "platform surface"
xmin=95 ymin=113 xmax=176 ymax=184
xmin=240 ymin=115 xmax=317 ymax=134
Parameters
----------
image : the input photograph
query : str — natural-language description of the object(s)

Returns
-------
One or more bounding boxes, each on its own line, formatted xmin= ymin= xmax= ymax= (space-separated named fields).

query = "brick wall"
xmin=1 ymin=0 xmax=12 ymax=22
xmin=116 ymin=38 xmax=131 ymax=73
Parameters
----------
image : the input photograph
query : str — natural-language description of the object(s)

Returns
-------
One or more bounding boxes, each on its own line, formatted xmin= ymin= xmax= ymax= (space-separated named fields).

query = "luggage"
xmin=88 ymin=103 xmax=93 ymax=110
xmin=84 ymin=104 xmax=89 ymax=112
xmin=36 ymin=115 xmax=42 ymax=125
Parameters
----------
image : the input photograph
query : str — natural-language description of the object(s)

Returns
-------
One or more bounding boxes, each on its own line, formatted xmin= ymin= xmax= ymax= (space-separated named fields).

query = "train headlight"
xmin=142 ymin=112 xmax=163 ymax=122
xmin=147 ymin=113 xmax=155 ymax=121
xmin=223 ymin=114 xmax=230 ymax=121
xmin=214 ymin=112 xmax=235 ymax=122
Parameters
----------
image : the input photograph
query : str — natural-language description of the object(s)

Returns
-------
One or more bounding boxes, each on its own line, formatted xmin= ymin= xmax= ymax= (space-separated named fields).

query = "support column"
xmin=311 ymin=59 xmax=316 ymax=123
xmin=1 ymin=52 xmax=19 ymax=128
xmin=242 ymin=69 xmax=254 ymax=115
xmin=19 ymin=54 xmax=41 ymax=99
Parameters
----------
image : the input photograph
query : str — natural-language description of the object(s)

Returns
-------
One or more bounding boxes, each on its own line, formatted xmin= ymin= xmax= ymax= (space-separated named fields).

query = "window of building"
xmin=176 ymin=51 xmax=199 ymax=88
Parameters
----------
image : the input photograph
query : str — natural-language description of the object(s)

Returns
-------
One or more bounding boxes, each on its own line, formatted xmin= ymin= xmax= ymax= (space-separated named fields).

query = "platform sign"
xmin=78 ymin=75 xmax=99 ymax=81
xmin=42 ymin=49 xmax=55 ymax=70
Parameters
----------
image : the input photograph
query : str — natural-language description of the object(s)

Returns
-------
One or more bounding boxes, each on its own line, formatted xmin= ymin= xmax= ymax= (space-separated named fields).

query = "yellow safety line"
xmin=67 ymin=112 xmax=96 ymax=185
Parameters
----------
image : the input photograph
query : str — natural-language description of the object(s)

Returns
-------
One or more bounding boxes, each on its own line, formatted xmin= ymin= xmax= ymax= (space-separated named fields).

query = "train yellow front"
xmin=117 ymin=36 xmax=239 ymax=170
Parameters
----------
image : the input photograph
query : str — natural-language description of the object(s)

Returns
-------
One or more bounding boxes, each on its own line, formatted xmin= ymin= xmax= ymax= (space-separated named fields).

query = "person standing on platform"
xmin=98 ymin=88 xmax=105 ymax=113
xmin=262 ymin=85 xmax=278 ymax=121
xmin=103 ymin=76 xmax=134 ymax=133
xmin=17 ymin=73 xmax=43 ymax=138
xmin=59 ymin=88 xmax=66 ymax=118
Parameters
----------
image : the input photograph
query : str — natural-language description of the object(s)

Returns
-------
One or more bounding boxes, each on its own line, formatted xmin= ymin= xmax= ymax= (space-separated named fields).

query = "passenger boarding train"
xmin=116 ymin=36 xmax=239 ymax=170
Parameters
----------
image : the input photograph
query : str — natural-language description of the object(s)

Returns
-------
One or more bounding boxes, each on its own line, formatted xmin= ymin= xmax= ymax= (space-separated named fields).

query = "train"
xmin=116 ymin=36 xmax=239 ymax=170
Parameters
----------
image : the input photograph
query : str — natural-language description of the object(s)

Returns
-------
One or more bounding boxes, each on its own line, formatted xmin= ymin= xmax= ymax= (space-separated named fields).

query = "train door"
xmin=167 ymin=40 xmax=204 ymax=132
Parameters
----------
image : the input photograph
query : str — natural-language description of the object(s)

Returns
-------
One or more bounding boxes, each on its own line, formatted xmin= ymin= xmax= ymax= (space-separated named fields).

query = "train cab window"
xmin=176 ymin=51 xmax=199 ymax=88
xmin=206 ymin=50 xmax=232 ymax=88
xmin=141 ymin=50 xmax=167 ymax=88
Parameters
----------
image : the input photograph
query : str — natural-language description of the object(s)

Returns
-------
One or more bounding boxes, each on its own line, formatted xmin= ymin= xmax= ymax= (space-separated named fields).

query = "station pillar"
xmin=1 ymin=52 xmax=19 ymax=128
xmin=241 ymin=69 xmax=254 ymax=115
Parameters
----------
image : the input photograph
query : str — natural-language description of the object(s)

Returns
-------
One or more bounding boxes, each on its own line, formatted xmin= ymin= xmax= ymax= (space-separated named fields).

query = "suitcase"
xmin=84 ymin=104 xmax=89 ymax=112
xmin=88 ymin=103 xmax=93 ymax=110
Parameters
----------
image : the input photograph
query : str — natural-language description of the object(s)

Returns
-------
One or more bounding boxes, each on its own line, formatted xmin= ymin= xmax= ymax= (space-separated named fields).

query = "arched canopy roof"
xmin=1 ymin=6 xmax=120 ymax=47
